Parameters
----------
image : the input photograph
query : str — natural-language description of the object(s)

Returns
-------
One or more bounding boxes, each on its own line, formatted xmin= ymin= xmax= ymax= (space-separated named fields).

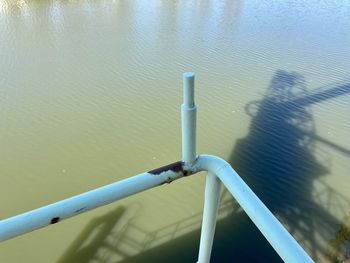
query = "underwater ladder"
xmin=0 ymin=73 xmax=314 ymax=263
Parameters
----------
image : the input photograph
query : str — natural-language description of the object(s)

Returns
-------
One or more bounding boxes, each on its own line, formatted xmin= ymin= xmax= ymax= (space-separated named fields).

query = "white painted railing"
xmin=0 ymin=73 xmax=314 ymax=263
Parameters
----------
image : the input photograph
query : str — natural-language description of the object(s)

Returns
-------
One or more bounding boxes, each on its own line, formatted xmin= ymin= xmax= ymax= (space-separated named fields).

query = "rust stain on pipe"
xmin=148 ymin=161 xmax=184 ymax=175
xmin=50 ymin=217 xmax=60 ymax=224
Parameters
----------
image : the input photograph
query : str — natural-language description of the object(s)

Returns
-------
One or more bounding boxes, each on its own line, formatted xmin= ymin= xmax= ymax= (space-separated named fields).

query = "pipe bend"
xmin=193 ymin=154 xmax=314 ymax=263
xmin=192 ymin=154 xmax=233 ymax=175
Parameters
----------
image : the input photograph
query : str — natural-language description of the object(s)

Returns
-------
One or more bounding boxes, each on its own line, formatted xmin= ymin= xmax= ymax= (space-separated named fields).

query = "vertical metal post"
xmin=197 ymin=172 xmax=221 ymax=263
xmin=181 ymin=72 xmax=220 ymax=262
xmin=182 ymin=72 xmax=197 ymax=166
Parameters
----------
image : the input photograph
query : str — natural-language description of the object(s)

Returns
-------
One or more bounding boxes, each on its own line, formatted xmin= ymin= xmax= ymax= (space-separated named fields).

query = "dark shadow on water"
xmin=57 ymin=207 xmax=127 ymax=263
xmin=57 ymin=198 xmax=247 ymax=263
xmin=58 ymin=71 xmax=350 ymax=263
xmin=226 ymin=70 xmax=350 ymax=262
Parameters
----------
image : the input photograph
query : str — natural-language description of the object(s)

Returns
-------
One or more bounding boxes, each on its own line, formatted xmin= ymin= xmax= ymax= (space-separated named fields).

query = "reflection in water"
xmin=58 ymin=199 xmax=237 ymax=263
xmin=228 ymin=70 xmax=350 ymax=262
xmin=58 ymin=207 xmax=127 ymax=263
xmin=327 ymin=213 xmax=350 ymax=263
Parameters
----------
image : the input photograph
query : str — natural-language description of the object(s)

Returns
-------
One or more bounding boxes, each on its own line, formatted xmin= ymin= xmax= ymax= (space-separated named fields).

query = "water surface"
xmin=1 ymin=0 xmax=350 ymax=262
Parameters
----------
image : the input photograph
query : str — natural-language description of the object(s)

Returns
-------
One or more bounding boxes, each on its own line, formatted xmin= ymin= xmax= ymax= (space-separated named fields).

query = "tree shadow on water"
xmin=223 ymin=70 xmax=350 ymax=262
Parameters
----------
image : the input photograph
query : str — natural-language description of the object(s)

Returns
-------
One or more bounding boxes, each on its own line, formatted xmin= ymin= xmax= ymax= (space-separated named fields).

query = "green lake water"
xmin=1 ymin=0 xmax=350 ymax=262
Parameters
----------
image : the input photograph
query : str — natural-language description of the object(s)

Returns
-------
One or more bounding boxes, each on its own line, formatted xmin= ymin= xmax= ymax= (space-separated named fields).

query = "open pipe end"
xmin=183 ymin=72 xmax=194 ymax=78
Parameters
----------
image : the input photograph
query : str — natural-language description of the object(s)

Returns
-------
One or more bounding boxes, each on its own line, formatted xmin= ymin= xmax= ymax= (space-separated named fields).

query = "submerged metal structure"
xmin=0 ymin=73 xmax=314 ymax=263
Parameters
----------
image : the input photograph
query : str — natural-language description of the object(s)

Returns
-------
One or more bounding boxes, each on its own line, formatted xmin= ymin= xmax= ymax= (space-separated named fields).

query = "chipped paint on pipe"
xmin=0 ymin=162 xmax=188 ymax=242
xmin=193 ymin=155 xmax=314 ymax=263
xmin=148 ymin=161 xmax=186 ymax=176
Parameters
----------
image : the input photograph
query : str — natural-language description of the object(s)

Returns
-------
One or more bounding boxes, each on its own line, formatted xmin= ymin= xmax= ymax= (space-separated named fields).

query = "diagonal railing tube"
xmin=193 ymin=155 xmax=315 ymax=263
xmin=0 ymin=164 xmax=188 ymax=241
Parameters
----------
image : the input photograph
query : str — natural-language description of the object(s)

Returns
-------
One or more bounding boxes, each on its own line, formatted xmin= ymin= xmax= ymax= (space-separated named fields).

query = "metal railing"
xmin=0 ymin=73 xmax=314 ymax=263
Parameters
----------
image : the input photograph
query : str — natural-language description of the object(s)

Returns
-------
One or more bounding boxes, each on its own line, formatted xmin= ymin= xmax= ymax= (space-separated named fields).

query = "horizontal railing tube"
xmin=194 ymin=155 xmax=314 ymax=263
xmin=0 ymin=162 xmax=187 ymax=242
